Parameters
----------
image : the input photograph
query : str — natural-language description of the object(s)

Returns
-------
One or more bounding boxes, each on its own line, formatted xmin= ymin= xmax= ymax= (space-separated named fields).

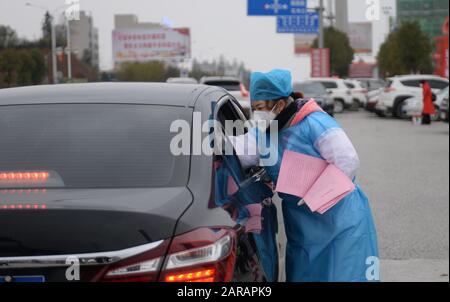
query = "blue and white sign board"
xmin=248 ymin=0 xmax=307 ymax=16
xmin=277 ymin=12 xmax=319 ymax=33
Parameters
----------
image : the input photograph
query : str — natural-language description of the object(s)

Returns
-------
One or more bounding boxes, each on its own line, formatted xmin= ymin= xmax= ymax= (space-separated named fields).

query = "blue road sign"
xmin=277 ymin=12 xmax=319 ymax=33
xmin=248 ymin=0 xmax=307 ymax=16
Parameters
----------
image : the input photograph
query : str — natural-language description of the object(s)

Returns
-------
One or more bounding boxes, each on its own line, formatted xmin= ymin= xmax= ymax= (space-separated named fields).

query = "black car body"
xmin=0 ymin=83 xmax=278 ymax=282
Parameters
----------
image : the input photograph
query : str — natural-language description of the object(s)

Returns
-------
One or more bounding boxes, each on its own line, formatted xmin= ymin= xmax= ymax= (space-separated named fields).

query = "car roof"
xmin=294 ymin=81 xmax=322 ymax=85
xmin=389 ymin=75 xmax=449 ymax=81
xmin=166 ymin=77 xmax=198 ymax=83
xmin=200 ymin=76 xmax=241 ymax=83
xmin=0 ymin=82 xmax=213 ymax=107
xmin=307 ymin=77 xmax=343 ymax=82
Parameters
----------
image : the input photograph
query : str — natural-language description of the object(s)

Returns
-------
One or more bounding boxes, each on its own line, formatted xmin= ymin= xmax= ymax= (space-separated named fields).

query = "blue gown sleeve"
xmin=304 ymin=112 xmax=360 ymax=179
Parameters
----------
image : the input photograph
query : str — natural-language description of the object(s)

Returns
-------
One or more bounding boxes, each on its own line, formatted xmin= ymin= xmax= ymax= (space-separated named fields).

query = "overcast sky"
xmin=0 ymin=0 xmax=395 ymax=80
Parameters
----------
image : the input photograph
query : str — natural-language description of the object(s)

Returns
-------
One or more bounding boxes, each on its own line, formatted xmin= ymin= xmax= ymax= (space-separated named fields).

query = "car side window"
xmin=428 ymin=80 xmax=449 ymax=90
xmin=345 ymin=82 xmax=355 ymax=89
xmin=321 ymin=81 xmax=338 ymax=89
xmin=401 ymin=80 xmax=421 ymax=88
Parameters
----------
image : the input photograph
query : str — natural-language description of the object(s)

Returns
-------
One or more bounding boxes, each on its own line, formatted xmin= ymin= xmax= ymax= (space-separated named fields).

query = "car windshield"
xmin=203 ymin=80 xmax=241 ymax=91
xmin=0 ymin=104 xmax=190 ymax=188
xmin=294 ymin=82 xmax=327 ymax=94
xmin=370 ymin=80 xmax=385 ymax=90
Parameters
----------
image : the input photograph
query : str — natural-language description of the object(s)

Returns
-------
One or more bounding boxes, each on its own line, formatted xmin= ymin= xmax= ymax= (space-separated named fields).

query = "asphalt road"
xmin=276 ymin=110 xmax=449 ymax=282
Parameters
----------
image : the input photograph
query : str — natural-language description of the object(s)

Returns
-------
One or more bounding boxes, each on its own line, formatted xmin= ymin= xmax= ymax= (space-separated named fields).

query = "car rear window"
xmin=319 ymin=81 xmax=338 ymax=89
xmin=203 ymin=81 xmax=241 ymax=91
xmin=294 ymin=82 xmax=327 ymax=94
xmin=0 ymin=104 xmax=190 ymax=188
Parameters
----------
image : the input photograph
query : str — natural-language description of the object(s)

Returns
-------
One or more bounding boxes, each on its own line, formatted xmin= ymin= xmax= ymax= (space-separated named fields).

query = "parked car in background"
xmin=435 ymin=87 xmax=449 ymax=118
xmin=440 ymin=92 xmax=449 ymax=123
xmin=166 ymin=77 xmax=198 ymax=84
xmin=353 ymin=78 xmax=386 ymax=111
xmin=354 ymin=78 xmax=386 ymax=93
xmin=293 ymin=81 xmax=335 ymax=116
xmin=365 ymin=88 xmax=382 ymax=112
xmin=307 ymin=78 xmax=353 ymax=113
xmin=344 ymin=79 xmax=367 ymax=108
xmin=200 ymin=76 xmax=250 ymax=117
xmin=0 ymin=83 xmax=278 ymax=282
xmin=376 ymin=75 xmax=449 ymax=119
xmin=401 ymin=87 xmax=448 ymax=121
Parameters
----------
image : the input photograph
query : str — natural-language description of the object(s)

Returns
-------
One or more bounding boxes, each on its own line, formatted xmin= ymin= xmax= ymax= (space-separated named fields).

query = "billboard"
xmin=346 ymin=22 xmax=373 ymax=54
xmin=112 ymin=28 xmax=191 ymax=65
xmin=311 ymin=48 xmax=330 ymax=78
xmin=294 ymin=34 xmax=317 ymax=55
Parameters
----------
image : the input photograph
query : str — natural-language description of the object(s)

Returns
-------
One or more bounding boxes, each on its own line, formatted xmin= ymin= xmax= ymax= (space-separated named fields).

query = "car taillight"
xmin=100 ymin=227 xmax=236 ymax=282
xmin=240 ymin=84 xmax=249 ymax=98
xmin=0 ymin=170 xmax=64 ymax=189
xmin=164 ymin=268 xmax=216 ymax=282
xmin=0 ymin=171 xmax=49 ymax=182
xmin=161 ymin=228 xmax=236 ymax=282
xmin=0 ymin=203 xmax=47 ymax=210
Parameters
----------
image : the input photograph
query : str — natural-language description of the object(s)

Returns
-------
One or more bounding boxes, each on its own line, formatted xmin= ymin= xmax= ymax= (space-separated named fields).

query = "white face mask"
xmin=252 ymin=105 xmax=278 ymax=131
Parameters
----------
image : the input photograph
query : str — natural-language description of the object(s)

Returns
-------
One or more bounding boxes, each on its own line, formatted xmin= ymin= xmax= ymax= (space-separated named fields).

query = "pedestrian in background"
xmin=420 ymin=80 xmax=436 ymax=125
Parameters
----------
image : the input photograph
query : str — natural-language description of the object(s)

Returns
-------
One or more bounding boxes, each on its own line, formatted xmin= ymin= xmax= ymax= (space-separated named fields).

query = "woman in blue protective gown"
xmin=246 ymin=69 xmax=379 ymax=282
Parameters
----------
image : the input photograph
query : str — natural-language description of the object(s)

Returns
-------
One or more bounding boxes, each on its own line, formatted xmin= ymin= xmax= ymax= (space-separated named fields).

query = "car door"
xmin=212 ymin=95 xmax=280 ymax=282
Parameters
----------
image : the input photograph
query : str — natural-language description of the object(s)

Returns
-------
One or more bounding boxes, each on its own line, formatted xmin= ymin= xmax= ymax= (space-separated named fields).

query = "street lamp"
xmin=26 ymin=2 xmax=72 ymax=84
xmin=315 ymin=0 xmax=325 ymax=49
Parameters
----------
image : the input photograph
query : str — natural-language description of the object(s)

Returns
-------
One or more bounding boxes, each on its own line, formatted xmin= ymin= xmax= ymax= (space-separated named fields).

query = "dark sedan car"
xmin=293 ymin=81 xmax=335 ymax=116
xmin=0 ymin=83 xmax=278 ymax=282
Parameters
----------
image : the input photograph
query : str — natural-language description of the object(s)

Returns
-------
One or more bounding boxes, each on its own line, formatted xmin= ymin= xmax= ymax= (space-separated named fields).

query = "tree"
xmin=312 ymin=27 xmax=354 ymax=77
xmin=116 ymin=61 xmax=167 ymax=82
xmin=0 ymin=25 xmax=19 ymax=50
xmin=0 ymin=49 xmax=20 ymax=87
xmin=165 ymin=64 xmax=181 ymax=79
xmin=29 ymin=49 xmax=46 ymax=85
xmin=377 ymin=21 xmax=432 ymax=77
xmin=0 ymin=48 xmax=46 ymax=88
xmin=189 ymin=59 xmax=213 ymax=80
xmin=42 ymin=11 xmax=52 ymax=41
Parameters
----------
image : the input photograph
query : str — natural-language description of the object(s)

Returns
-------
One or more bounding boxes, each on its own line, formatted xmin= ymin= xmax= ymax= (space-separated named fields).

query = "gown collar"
xmin=290 ymin=99 xmax=324 ymax=127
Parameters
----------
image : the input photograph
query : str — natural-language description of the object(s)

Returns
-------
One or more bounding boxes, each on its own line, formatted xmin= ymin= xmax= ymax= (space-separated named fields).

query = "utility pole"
xmin=66 ymin=18 xmax=72 ymax=82
xmin=50 ymin=14 xmax=58 ymax=84
xmin=318 ymin=0 xmax=324 ymax=49
xmin=26 ymin=2 xmax=71 ymax=84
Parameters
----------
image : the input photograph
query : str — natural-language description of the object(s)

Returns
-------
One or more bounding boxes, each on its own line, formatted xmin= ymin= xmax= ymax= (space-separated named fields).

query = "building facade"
xmin=397 ymin=0 xmax=449 ymax=40
xmin=69 ymin=11 xmax=99 ymax=69
xmin=334 ymin=0 xmax=348 ymax=33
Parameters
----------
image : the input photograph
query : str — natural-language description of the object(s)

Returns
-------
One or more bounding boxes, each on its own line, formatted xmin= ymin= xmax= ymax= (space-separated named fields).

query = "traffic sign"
xmin=277 ymin=12 xmax=319 ymax=33
xmin=247 ymin=0 xmax=307 ymax=16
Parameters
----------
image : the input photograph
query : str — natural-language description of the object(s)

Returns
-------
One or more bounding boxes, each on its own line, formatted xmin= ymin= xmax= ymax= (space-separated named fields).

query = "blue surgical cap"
xmin=250 ymin=69 xmax=293 ymax=102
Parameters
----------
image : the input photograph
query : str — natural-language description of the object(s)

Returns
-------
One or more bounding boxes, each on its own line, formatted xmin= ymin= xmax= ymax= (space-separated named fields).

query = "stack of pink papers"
xmin=275 ymin=150 xmax=355 ymax=214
